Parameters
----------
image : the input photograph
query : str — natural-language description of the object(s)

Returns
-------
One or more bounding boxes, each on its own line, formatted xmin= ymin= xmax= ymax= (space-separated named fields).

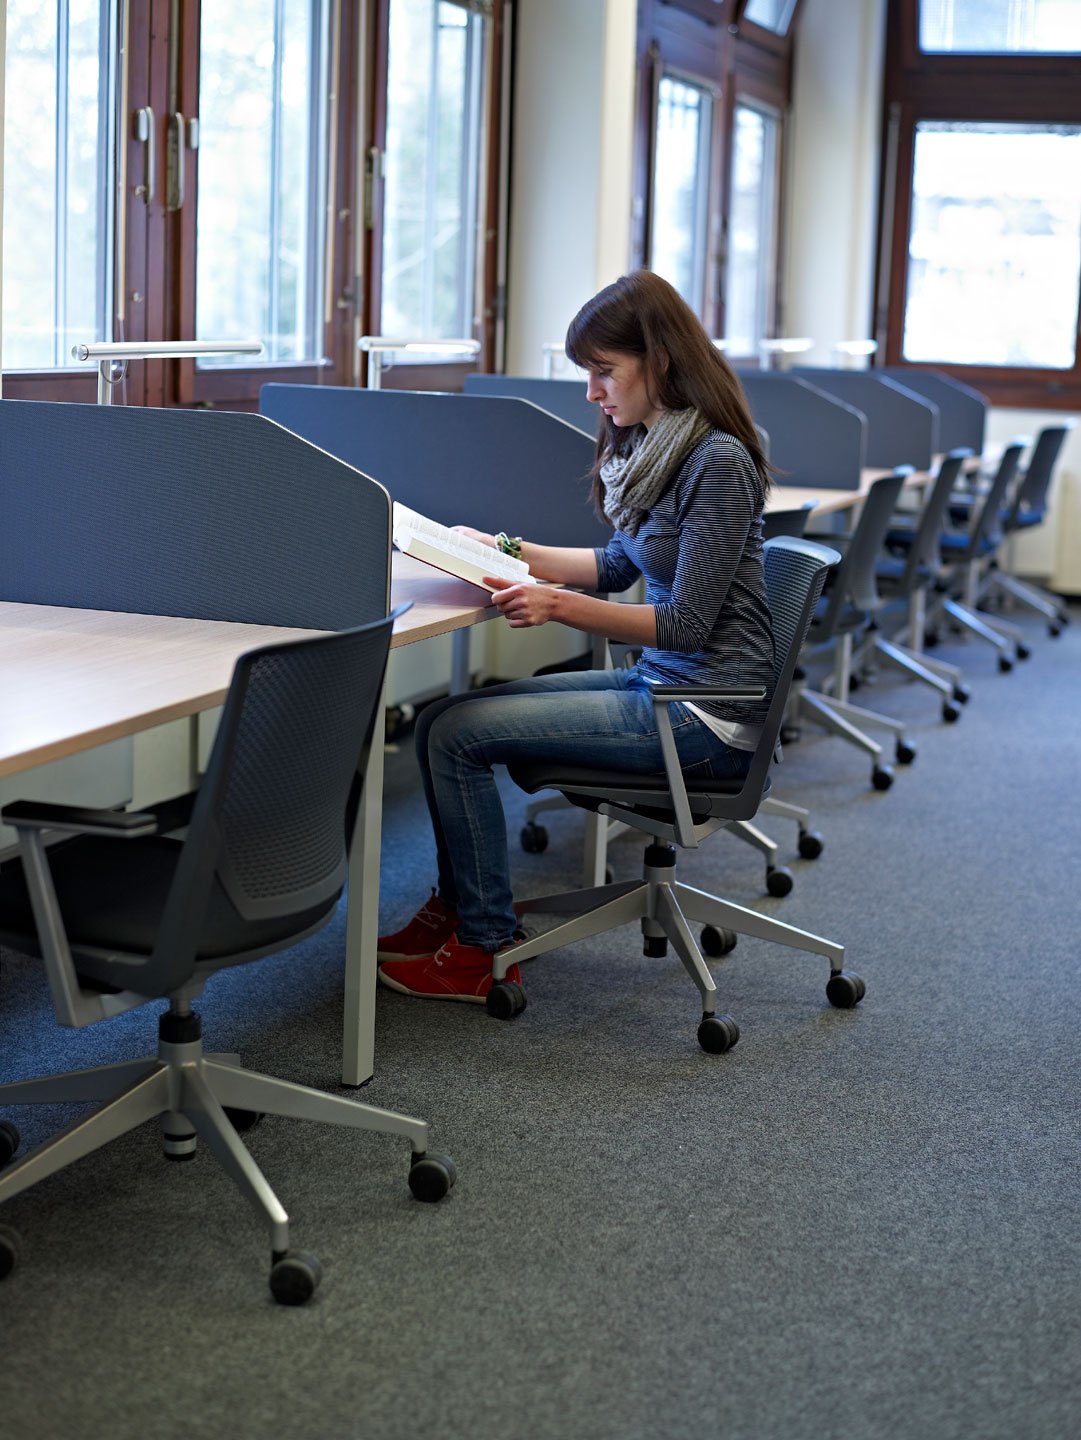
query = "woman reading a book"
xmin=378 ymin=268 xmax=774 ymax=1003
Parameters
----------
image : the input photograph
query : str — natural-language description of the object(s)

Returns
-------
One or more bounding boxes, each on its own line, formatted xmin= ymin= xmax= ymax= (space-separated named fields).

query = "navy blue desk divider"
xmin=789 ymin=368 xmax=939 ymax=470
xmin=464 ymin=374 xmax=597 ymax=437
xmin=0 ymin=399 xmax=389 ymax=630
xmin=260 ymin=385 xmax=608 ymax=548
xmin=883 ymin=367 xmax=988 ymax=454
xmin=736 ymin=374 xmax=866 ymax=490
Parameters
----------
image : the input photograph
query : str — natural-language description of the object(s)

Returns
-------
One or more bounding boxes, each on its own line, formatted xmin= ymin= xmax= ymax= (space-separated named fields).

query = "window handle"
xmin=166 ymin=112 xmax=185 ymax=211
xmin=133 ymin=105 xmax=155 ymax=204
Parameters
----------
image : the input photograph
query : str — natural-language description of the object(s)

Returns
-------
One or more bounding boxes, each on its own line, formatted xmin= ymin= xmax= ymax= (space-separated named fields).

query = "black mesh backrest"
xmin=1004 ymin=423 xmax=1074 ymax=530
xmin=899 ymin=448 xmax=971 ymax=590
xmin=195 ymin=614 xmax=398 ymax=922
xmin=762 ymin=502 xmax=814 ymax=540
xmin=966 ymin=441 xmax=1025 ymax=555
xmin=738 ymin=538 xmax=841 ymax=803
xmin=815 ymin=469 xmax=908 ymax=634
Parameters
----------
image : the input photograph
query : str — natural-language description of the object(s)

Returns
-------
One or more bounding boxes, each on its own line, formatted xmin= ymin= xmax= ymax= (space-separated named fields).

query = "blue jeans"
xmin=414 ymin=667 xmax=753 ymax=951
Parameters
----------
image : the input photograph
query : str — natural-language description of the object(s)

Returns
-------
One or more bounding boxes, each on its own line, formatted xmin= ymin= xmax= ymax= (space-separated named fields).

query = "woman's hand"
xmin=452 ymin=524 xmax=498 ymax=550
xmin=485 ymin=576 xmax=562 ymax=628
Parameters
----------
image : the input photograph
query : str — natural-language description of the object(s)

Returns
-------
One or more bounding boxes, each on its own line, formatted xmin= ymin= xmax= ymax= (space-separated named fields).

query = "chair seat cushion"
xmin=0 ymin=834 xmax=338 ymax=988
xmin=508 ymin=761 xmax=766 ymax=825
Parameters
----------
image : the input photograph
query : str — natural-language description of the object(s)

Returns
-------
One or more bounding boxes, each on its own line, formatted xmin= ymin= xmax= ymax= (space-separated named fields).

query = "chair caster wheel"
xmin=0 ymin=1224 xmax=22 ymax=1280
xmin=485 ymin=980 xmax=527 ymax=1020
xmin=269 ymin=1249 xmax=322 ymax=1306
xmin=798 ymin=830 xmax=823 ymax=860
xmin=942 ymin=701 xmax=961 ymax=723
xmin=0 ymin=1120 xmax=20 ymax=1169
xmin=1016 ymin=643 xmax=1031 ymax=660
xmin=643 ymin=936 xmax=668 ymax=958
xmin=1049 ymin=623 xmax=1062 ymax=637
xmin=953 ymin=682 xmax=971 ymax=704
xmin=224 ymin=1108 xmax=264 ymax=1133
xmin=520 ymin=821 xmax=548 ymax=854
xmin=924 ymin=630 xmax=939 ymax=648
xmin=825 ymin=971 xmax=866 ymax=1009
xmin=872 ymin=766 xmax=894 ymax=791
xmin=895 ymin=739 xmax=917 ymax=765
xmin=847 ymin=673 xmax=861 ymax=692
xmin=409 ymin=1152 xmax=457 ymax=1202
xmin=701 ymin=925 xmax=738 ymax=957
xmin=780 ymin=724 xmax=801 ymax=745
xmin=697 ymin=1014 xmax=739 ymax=1054
xmin=998 ymin=655 xmax=1013 ymax=673
xmin=766 ymin=866 xmax=793 ymax=897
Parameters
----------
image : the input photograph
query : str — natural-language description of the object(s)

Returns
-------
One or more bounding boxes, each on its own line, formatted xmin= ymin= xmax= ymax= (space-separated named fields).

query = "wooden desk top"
xmin=0 ymin=604 xmax=325 ymax=778
xmin=390 ymin=553 xmax=494 ymax=646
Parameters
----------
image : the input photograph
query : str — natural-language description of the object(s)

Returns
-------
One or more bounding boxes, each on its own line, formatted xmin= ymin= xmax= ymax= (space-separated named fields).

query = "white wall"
xmin=504 ymin=0 xmax=636 ymax=376
xmin=782 ymin=0 xmax=887 ymax=362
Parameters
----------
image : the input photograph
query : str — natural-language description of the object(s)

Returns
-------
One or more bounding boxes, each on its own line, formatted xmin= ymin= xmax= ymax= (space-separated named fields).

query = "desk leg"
xmin=342 ymin=676 xmax=387 ymax=1087
xmin=580 ymin=631 xmax=613 ymax=886
xmin=450 ymin=629 xmax=471 ymax=695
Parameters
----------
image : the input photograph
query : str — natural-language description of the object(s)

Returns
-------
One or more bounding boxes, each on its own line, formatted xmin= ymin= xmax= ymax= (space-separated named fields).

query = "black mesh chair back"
xmin=134 ymin=609 xmax=402 ymax=996
xmin=1003 ymin=423 xmax=1074 ymax=532
xmin=896 ymin=448 xmax=972 ymax=592
xmin=813 ymin=469 xmax=908 ymax=636
xmin=762 ymin=501 xmax=814 ymax=540
xmin=960 ymin=441 xmax=1025 ymax=559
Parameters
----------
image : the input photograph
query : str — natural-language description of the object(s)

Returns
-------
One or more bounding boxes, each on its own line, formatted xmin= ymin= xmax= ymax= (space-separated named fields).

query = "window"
xmin=902 ymin=122 xmax=1081 ymax=369
xmin=379 ymin=0 xmax=487 ymax=344
xmin=919 ymin=0 xmax=1081 ymax=54
xmin=741 ymin=0 xmax=799 ymax=37
xmin=3 ymin=0 xmax=508 ymax=405
xmin=878 ymin=0 xmax=1081 ymax=407
xmin=724 ymin=100 xmax=781 ymax=357
xmin=195 ymin=0 xmax=331 ymax=367
xmin=634 ymin=1 xmax=797 ymax=343
xmin=3 ymin=0 xmax=116 ymax=371
xmin=650 ymin=74 xmax=715 ymax=316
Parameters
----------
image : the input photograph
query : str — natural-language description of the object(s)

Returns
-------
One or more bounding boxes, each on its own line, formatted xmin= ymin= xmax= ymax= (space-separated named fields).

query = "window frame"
xmin=876 ymin=0 xmax=1081 ymax=410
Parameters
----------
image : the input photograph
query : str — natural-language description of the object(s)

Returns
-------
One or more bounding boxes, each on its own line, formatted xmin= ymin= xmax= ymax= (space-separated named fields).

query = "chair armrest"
xmin=1 ymin=800 xmax=159 ymax=838
xmin=648 ymin=685 xmax=767 ymax=703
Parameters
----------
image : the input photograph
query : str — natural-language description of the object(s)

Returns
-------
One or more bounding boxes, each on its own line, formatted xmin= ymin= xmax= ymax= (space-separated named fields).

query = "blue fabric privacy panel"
xmin=0 ymin=400 xmax=390 ymax=629
xmin=260 ymin=386 xmax=608 ymax=547
xmin=463 ymin=375 xmax=598 ymax=437
xmin=737 ymin=375 xmax=867 ymax=490
xmin=790 ymin=369 xmax=939 ymax=469
xmin=883 ymin=367 xmax=988 ymax=454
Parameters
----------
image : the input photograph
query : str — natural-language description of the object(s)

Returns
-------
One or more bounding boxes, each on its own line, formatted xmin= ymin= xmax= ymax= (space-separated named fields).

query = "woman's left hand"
xmin=485 ymin=576 xmax=561 ymax=628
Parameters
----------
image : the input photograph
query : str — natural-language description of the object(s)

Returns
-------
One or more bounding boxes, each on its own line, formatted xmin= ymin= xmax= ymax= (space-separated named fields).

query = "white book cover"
xmin=392 ymin=502 xmax=536 ymax=593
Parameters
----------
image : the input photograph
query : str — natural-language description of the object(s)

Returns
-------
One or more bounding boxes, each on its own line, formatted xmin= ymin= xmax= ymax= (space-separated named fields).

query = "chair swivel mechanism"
xmin=488 ymin=537 xmax=861 ymax=1054
xmin=0 ymin=609 xmax=455 ymax=1305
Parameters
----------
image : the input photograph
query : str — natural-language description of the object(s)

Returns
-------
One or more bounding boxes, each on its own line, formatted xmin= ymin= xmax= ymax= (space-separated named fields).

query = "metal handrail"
xmin=71 ymin=339 xmax=265 ymax=403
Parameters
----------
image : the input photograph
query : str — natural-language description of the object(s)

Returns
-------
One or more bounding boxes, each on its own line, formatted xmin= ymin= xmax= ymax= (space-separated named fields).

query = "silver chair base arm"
xmin=986 ymin=570 xmax=1064 ymax=622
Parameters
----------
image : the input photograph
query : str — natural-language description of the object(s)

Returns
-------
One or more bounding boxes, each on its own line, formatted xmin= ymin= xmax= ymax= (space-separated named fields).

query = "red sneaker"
xmin=378 ymin=934 xmax=522 ymax=1004
xmin=377 ymin=890 xmax=458 ymax=962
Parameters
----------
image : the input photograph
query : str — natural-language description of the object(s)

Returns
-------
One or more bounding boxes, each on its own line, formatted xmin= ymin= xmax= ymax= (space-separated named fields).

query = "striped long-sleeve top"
xmin=592 ymin=429 xmax=775 ymax=729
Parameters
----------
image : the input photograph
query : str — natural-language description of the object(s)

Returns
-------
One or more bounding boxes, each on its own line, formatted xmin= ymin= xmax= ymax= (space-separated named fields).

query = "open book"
xmin=392 ymin=502 xmax=536 ymax=593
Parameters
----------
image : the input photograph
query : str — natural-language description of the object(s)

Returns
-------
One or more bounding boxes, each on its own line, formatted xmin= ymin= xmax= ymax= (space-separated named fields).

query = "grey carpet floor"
xmin=1 ymin=602 xmax=1079 ymax=1440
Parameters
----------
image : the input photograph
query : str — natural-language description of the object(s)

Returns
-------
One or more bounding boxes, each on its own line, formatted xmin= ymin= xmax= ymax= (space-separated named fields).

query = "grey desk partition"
xmin=790 ymin=369 xmax=939 ymax=470
xmin=260 ymin=385 xmax=607 ymax=547
xmin=0 ymin=400 xmax=389 ymax=629
xmin=737 ymin=374 xmax=866 ymax=490
xmin=883 ymin=367 xmax=988 ymax=454
xmin=464 ymin=374 xmax=597 ymax=437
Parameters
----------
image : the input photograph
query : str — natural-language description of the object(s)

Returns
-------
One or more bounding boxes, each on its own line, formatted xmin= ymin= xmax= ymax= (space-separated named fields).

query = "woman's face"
xmin=585 ymin=351 xmax=664 ymax=430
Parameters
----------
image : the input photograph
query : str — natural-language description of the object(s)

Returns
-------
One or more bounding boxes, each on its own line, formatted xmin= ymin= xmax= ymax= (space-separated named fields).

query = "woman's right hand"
xmin=452 ymin=525 xmax=499 ymax=549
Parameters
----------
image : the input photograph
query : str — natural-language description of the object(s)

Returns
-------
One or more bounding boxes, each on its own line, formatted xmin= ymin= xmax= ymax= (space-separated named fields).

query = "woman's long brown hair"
xmin=565 ymin=269 xmax=771 ymax=515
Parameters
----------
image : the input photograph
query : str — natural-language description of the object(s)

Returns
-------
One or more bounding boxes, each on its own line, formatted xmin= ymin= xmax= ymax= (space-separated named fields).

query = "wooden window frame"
xmin=876 ymin=0 xmax=1081 ymax=410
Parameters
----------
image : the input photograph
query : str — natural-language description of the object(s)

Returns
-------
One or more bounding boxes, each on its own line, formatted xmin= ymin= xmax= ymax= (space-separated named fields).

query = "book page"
xmin=392 ymin=502 xmax=536 ymax=591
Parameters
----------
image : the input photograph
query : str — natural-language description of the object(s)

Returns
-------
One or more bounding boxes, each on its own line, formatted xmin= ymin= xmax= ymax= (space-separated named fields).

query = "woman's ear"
xmin=657 ymin=346 xmax=670 ymax=374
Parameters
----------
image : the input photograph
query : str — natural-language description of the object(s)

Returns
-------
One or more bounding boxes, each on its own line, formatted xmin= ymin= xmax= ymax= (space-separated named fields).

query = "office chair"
xmin=785 ymin=469 xmax=916 ymax=791
xmin=921 ymin=440 xmax=1027 ymax=665
xmin=491 ymin=537 xmax=859 ymax=1053
xmin=851 ymin=449 xmax=975 ymax=715
xmin=971 ymin=423 xmax=1075 ymax=636
xmin=0 ymin=611 xmax=455 ymax=1305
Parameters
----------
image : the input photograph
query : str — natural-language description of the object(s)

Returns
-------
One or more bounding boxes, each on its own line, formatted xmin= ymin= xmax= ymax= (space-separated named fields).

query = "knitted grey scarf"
xmin=599 ymin=407 xmax=712 ymax=536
